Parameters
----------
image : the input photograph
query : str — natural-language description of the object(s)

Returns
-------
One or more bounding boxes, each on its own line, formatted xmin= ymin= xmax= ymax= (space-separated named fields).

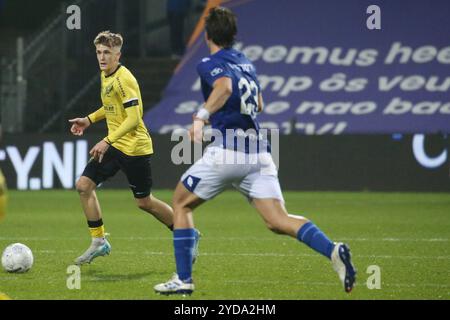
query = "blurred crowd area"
xmin=0 ymin=0 xmax=207 ymax=59
xmin=0 ymin=0 xmax=207 ymax=133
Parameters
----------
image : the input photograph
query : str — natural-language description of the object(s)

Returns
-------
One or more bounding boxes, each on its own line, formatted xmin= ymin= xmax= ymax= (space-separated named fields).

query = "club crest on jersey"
xmin=182 ymin=175 xmax=201 ymax=192
xmin=104 ymin=84 xmax=113 ymax=96
xmin=210 ymin=67 xmax=223 ymax=77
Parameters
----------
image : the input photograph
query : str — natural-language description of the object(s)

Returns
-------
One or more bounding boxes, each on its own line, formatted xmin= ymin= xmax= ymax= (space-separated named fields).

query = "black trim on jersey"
xmin=123 ymin=99 xmax=139 ymax=108
xmin=105 ymin=64 xmax=122 ymax=78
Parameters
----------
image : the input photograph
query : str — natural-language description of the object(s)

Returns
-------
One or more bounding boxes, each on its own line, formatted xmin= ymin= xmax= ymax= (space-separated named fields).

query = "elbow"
xmin=125 ymin=118 xmax=139 ymax=132
xmin=258 ymin=100 xmax=264 ymax=113
xmin=214 ymin=77 xmax=233 ymax=100
xmin=126 ymin=111 xmax=140 ymax=130
xmin=220 ymin=90 xmax=232 ymax=106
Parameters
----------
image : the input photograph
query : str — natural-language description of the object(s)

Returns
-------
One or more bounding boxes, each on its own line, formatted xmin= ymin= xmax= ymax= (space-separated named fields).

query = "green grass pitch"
xmin=0 ymin=190 xmax=449 ymax=300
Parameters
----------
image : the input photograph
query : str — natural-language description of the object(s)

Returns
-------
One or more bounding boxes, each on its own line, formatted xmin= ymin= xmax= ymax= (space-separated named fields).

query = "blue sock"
xmin=173 ymin=228 xmax=196 ymax=281
xmin=296 ymin=221 xmax=335 ymax=259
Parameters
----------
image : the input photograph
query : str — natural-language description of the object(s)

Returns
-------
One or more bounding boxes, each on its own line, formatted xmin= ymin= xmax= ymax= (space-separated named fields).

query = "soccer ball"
xmin=1 ymin=243 xmax=34 ymax=273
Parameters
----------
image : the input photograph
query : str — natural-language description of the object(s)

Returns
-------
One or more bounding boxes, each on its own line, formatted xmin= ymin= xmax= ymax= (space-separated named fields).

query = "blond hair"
xmin=93 ymin=30 xmax=123 ymax=50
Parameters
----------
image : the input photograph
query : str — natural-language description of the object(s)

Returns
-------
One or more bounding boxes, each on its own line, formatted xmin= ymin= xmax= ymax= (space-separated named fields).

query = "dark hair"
xmin=205 ymin=7 xmax=237 ymax=48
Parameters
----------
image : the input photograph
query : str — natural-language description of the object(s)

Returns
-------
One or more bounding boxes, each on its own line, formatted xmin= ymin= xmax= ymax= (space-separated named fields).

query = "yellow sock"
xmin=0 ymin=170 xmax=7 ymax=223
xmin=0 ymin=195 xmax=6 ymax=223
xmin=89 ymin=225 xmax=105 ymax=238
xmin=0 ymin=292 xmax=11 ymax=300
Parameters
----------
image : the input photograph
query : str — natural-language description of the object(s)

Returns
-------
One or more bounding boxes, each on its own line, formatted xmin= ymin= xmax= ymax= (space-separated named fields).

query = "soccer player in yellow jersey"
xmin=69 ymin=31 xmax=200 ymax=265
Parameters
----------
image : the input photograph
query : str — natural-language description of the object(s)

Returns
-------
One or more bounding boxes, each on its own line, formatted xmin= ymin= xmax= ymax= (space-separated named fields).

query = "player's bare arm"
xmin=203 ymin=77 xmax=233 ymax=114
xmin=191 ymin=77 xmax=232 ymax=143
xmin=257 ymin=93 xmax=264 ymax=113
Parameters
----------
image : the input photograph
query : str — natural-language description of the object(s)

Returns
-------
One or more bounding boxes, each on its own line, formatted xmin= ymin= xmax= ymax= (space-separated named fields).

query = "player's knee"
xmin=172 ymin=201 xmax=186 ymax=214
xmin=137 ymin=197 xmax=152 ymax=211
xmin=172 ymin=191 xmax=183 ymax=207
xmin=172 ymin=199 xmax=194 ymax=217
xmin=137 ymin=202 xmax=147 ymax=211
xmin=75 ymin=178 xmax=94 ymax=195
xmin=265 ymin=221 xmax=284 ymax=234
xmin=172 ymin=193 xmax=187 ymax=212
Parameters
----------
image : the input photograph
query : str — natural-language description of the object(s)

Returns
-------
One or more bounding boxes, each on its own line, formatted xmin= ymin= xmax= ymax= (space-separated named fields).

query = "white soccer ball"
xmin=1 ymin=243 xmax=34 ymax=273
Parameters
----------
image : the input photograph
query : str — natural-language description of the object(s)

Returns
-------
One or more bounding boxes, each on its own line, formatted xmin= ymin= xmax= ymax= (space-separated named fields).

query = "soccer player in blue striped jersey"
xmin=154 ymin=7 xmax=356 ymax=295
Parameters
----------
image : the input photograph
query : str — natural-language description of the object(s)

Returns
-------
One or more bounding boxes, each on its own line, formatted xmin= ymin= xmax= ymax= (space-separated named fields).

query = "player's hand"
xmin=191 ymin=113 xmax=210 ymax=125
xmin=89 ymin=140 xmax=110 ymax=163
xmin=190 ymin=119 xmax=205 ymax=144
xmin=69 ymin=117 xmax=90 ymax=136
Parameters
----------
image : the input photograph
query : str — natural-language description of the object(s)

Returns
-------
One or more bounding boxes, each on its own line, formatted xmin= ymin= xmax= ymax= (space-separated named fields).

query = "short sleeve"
xmin=196 ymin=58 xmax=233 ymax=87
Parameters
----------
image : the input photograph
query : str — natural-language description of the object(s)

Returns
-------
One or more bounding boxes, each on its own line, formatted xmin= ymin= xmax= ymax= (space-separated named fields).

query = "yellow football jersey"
xmin=88 ymin=65 xmax=153 ymax=156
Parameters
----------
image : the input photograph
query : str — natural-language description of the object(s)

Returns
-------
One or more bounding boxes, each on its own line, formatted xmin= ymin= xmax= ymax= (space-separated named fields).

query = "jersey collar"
xmin=104 ymin=64 xmax=122 ymax=78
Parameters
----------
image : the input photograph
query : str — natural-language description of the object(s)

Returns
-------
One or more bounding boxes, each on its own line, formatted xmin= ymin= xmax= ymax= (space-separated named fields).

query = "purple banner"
xmin=144 ymin=0 xmax=450 ymax=135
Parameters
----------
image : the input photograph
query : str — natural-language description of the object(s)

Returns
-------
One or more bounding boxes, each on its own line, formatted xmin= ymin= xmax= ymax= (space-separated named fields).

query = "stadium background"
xmin=1 ymin=0 xmax=448 ymax=192
xmin=0 ymin=0 xmax=449 ymax=300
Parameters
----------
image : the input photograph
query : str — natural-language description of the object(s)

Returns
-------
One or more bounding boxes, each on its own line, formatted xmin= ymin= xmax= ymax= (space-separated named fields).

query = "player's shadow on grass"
xmin=82 ymin=269 xmax=166 ymax=282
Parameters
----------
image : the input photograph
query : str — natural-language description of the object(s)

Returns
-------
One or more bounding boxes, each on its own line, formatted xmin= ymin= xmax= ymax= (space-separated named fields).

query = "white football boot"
xmin=74 ymin=237 xmax=111 ymax=265
xmin=331 ymin=243 xmax=357 ymax=293
xmin=154 ymin=273 xmax=195 ymax=295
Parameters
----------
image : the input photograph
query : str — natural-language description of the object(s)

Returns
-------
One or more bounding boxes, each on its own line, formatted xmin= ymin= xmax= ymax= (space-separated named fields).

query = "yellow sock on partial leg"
xmin=75 ymin=218 xmax=110 ymax=265
xmin=89 ymin=225 xmax=105 ymax=238
xmin=87 ymin=219 xmax=105 ymax=238
xmin=0 ymin=292 xmax=12 ymax=300
xmin=0 ymin=169 xmax=8 ymax=223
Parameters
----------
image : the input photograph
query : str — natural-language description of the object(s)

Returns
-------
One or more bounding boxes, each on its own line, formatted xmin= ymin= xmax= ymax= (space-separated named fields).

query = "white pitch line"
xmin=223 ymin=279 xmax=450 ymax=289
xmin=29 ymin=249 xmax=450 ymax=260
xmin=1 ymin=275 xmax=449 ymax=291
xmin=0 ymin=236 xmax=449 ymax=242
